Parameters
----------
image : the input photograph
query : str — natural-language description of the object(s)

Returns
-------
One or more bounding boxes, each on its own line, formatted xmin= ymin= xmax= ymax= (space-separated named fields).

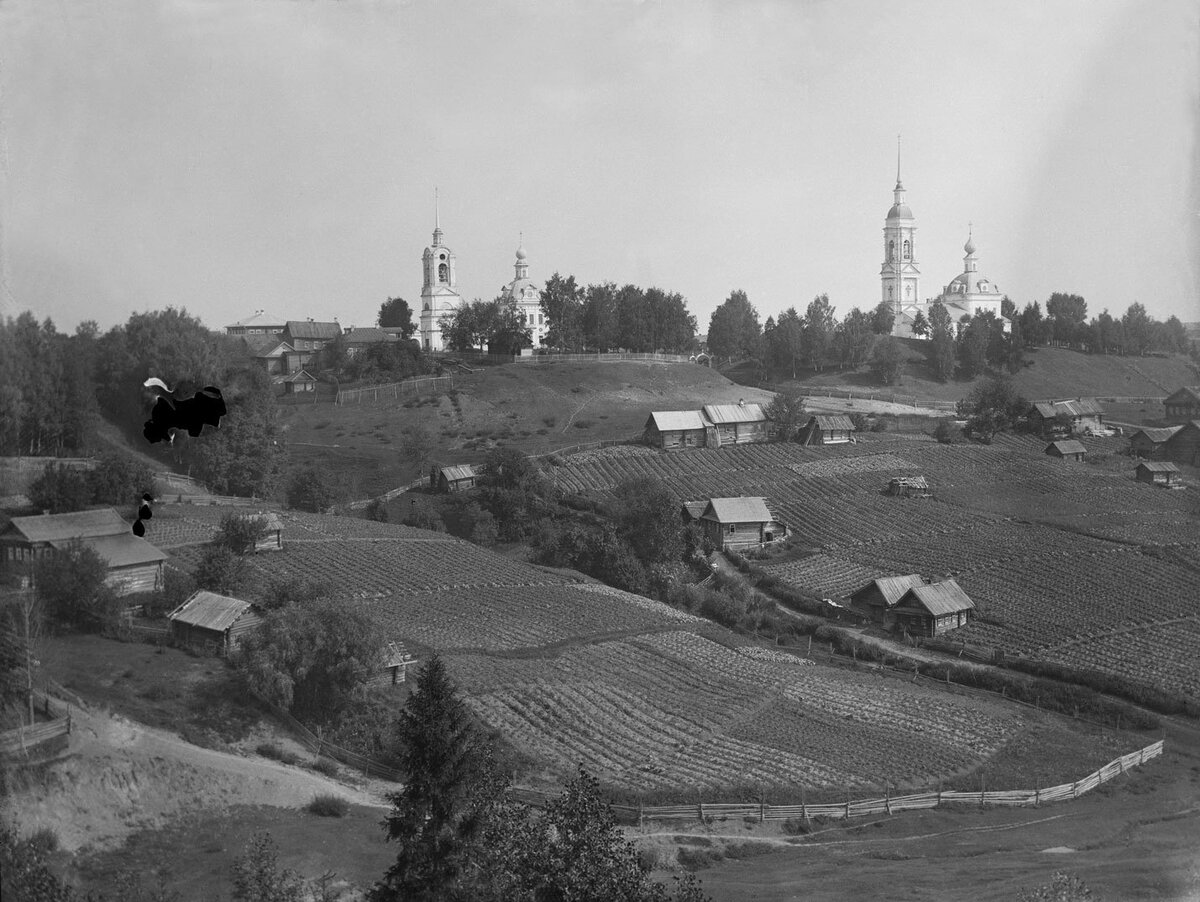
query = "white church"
xmin=417 ymin=203 xmax=547 ymax=353
xmin=882 ymin=157 xmax=1010 ymax=339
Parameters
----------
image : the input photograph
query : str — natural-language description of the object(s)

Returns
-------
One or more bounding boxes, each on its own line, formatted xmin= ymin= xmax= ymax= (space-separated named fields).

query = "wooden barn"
xmin=1045 ymin=439 xmax=1087 ymax=462
xmin=1028 ymin=399 xmax=1105 ymax=436
xmin=437 ymin=464 xmax=478 ymax=493
xmin=645 ymin=410 xmax=709 ymax=450
xmin=702 ymin=403 xmax=769 ymax=447
xmin=168 ymin=590 xmax=263 ymax=655
xmin=891 ymin=580 xmax=975 ymax=637
xmin=281 ymin=369 xmax=317 ymax=394
xmin=802 ymin=415 xmax=855 ymax=445
xmin=887 ymin=476 xmax=931 ymax=498
xmin=849 ymin=574 xmax=926 ymax=626
xmin=365 ymin=641 xmax=418 ymax=688
xmin=1135 ymin=461 xmax=1181 ymax=488
xmin=59 ymin=533 xmax=167 ymax=596
xmin=1129 ymin=425 xmax=1183 ymax=459
xmin=1164 ymin=421 xmax=1200 ymax=466
xmin=1164 ymin=386 xmax=1200 ymax=425
xmin=698 ymin=497 xmax=784 ymax=550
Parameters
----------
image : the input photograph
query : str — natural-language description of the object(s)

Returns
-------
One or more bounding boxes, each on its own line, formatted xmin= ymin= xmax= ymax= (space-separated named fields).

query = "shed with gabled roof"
xmin=168 ymin=590 xmax=264 ymax=655
xmin=1028 ymin=398 xmax=1105 ymax=436
xmin=1163 ymin=421 xmax=1200 ymax=466
xmin=1129 ymin=425 xmax=1183 ymax=459
xmin=437 ymin=464 xmax=478 ymax=493
xmin=699 ymin=497 xmax=784 ymax=549
xmin=1045 ymin=439 xmax=1087 ymax=461
xmin=366 ymin=641 xmax=419 ymax=688
xmin=234 ymin=511 xmax=283 ymax=552
xmin=50 ymin=533 xmax=167 ymax=596
xmin=281 ymin=369 xmax=318 ymax=394
xmin=802 ymin=415 xmax=855 ymax=445
xmin=1135 ymin=461 xmax=1181 ymax=487
xmin=850 ymin=574 xmax=926 ymax=626
xmin=645 ymin=410 xmax=709 ymax=450
xmin=892 ymin=579 xmax=975 ymax=637
xmin=702 ymin=402 xmax=768 ymax=446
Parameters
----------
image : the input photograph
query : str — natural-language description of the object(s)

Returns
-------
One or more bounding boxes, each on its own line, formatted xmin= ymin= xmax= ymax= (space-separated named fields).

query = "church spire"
xmin=432 ymin=187 xmax=443 ymax=246
xmin=896 ymin=134 xmax=902 ymax=188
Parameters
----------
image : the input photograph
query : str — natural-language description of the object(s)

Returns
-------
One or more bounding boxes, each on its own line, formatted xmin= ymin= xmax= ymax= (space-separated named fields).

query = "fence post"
xmin=801 ymin=786 xmax=808 ymax=824
xmin=1071 ymin=781 xmax=1078 ymax=799
xmin=639 ymin=797 xmax=644 ymax=829
xmin=760 ymin=789 xmax=766 ymax=823
xmin=885 ymin=782 xmax=891 ymax=816
xmin=698 ymin=800 xmax=704 ymax=822
xmin=844 ymin=785 xmax=850 ymax=820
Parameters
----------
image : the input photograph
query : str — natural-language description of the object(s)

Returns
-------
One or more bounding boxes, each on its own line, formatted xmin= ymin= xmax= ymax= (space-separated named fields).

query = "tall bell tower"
xmin=880 ymin=138 xmax=920 ymax=318
xmin=419 ymin=189 xmax=462 ymax=352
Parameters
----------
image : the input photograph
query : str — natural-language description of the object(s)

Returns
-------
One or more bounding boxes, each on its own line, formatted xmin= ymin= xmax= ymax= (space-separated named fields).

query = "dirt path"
xmin=2 ymin=699 xmax=391 ymax=853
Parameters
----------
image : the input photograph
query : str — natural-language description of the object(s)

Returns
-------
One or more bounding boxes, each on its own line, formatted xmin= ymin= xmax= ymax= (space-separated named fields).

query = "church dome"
xmin=887 ymin=202 xmax=914 ymax=221
xmin=964 ymin=234 xmax=977 ymax=255
xmin=515 ymin=245 xmax=527 ymax=261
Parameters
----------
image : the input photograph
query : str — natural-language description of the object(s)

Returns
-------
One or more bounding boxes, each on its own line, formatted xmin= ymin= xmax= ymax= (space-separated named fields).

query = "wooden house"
xmin=224 ymin=310 xmax=287 ymax=337
xmin=849 ymin=574 xmax=926 ymax=626
xmin=61 ymin=533 xmax=167 ymax=596
xmin=701 ymin=403 xmax=769 ymax=446
xmin=1164 ymin=386 xmax=1200 ymax=425
xmin=365 ymin=641 xmax=418 ymax=688
xmin=1028 ymin=399 xmax=1105 ymax=436
xmin=342 ymin=327 xmax=394 ymax=357
xmin=1163 ymin=421 xmax=1200 ymax=466
xmin=250 ymin=339 xmax=294 ymax=379
xmin=1129 ymin=425 xmax=1183 ymax=459
xmin=281 ymin=369 xmax=317 ymax=394
xmin=437 ymin=464 xmax=478 ymax=493
xmin=0 ymin=508 xmax=128 ymax=565
xmin=645 ymin=411 xmax=709 ymax=450
xmin=1135 ymin=461 xmax=1181 ymax=488
xmin=698 ymin=497 xmax=784 ymax=550
xmin=168 ymin=591 xmax=263 ymax=656
xmin=891 ymin=580 xmax=975 ymax=637
xmin=802 ymin=415 xmax=855 ymax=445
xmin=887 ymin=476 xmax=931 ymax=498
xmin=1045 ymin=439 xmax=1087 ymax=462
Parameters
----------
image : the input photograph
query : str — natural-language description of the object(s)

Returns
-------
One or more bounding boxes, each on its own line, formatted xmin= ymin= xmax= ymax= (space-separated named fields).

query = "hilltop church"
xmin=416 ymin=200 xmax=546 ymax=352
xmin=882 ymin=157 xmax=1010 ymax=339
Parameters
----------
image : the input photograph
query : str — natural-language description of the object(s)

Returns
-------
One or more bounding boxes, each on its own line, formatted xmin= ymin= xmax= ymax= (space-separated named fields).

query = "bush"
xmin=193 ymin=544 xmax=245 ymax=594
xmin=933 ymin=419 xmax=962 ymax=444
xmin=286 ymin=465 xmax=341 ymax=513
xmin=23 ymin=826 xmax=60 ymax=855
xmin=781 ymin=817 xmax=810 ymax=836
xmin=215 ymin=512 xmax=268 ymax=556
xmin=256 ymin=742 xmax=302 ymax=766
xmin=365 ymin=498 xmax=389 ymax=522
xmin=305 ymin=794 xmax=350 ymax=818
xmin=27 ymin=463 xmax=91 ymax=514
xmin=699 ymin=591 xmax=747 ymax=628
xmin=636 ymin=845 xmax=660 ymax=873
xmin=89 ymin=453 xmax=156 ymax=506
xmin=312 ymin=757 xmax=340 ymax=778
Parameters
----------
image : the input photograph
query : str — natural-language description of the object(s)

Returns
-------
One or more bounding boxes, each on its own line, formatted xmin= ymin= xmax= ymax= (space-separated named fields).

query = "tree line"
xmin=537 ymin=274 xmax=699 ymax=353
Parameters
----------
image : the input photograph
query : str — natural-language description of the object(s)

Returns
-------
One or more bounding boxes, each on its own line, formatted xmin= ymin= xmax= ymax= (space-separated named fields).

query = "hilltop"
xmin=280 ymin=360 xmax=775 ymax=498
xmin=732 ymin=343 xmax=1197 ymax=410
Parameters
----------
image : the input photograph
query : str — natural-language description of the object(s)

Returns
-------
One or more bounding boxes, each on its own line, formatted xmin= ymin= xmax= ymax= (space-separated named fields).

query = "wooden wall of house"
xmin=170 ymin=621 xmax=224 ymax=654
xmin=1130 ymin=437 xmax=1166 ymax=459
xmin=227 ymin=610 xmax=264 ymax=649
xmin=656 ymin=429 xmax=705 ymax=450
xmin=1167 ymin=428 xmax=1200 ymax=465
xmin=105 ymin=562 xmax=162 ymax=597
xmin=732 ymin=422 xmax=767 ymax=444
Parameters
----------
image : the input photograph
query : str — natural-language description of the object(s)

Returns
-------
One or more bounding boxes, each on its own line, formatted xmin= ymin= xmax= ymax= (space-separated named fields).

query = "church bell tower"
xmin=419 ymin=190 xmax=462 ymax=352
xmin=881 ymin=138 xmax=920 ymax=317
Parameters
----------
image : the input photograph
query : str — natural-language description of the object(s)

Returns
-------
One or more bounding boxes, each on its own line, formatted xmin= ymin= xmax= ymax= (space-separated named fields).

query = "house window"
xmin=727 ymin=524 xmax=736 ymax=534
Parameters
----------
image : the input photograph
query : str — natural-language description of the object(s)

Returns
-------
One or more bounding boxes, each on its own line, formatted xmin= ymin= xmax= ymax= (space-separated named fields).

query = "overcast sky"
xmin=2 ymin=0 xmax=1197 ymax=335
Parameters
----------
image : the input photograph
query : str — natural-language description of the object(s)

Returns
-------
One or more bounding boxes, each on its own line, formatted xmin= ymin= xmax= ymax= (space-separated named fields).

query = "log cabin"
xmin=1129 ymin=425 xmax=1183 ymax=459
xmin=701 ymin=403 xmax=769 ymax=446
xmin=645 ymin=411 xmax=709 ymax=450
xmin=891 ymin=580 xmax=975 ymax=637
xmin=1164 ymin=386 xmax=1200 ymax=425
xmin=1135 ymin=461 xmax=1181 ymax=488
xmin=802 ymin=415 xmax=855 ymax=445
xmin=1045 ymin=439 xmax=1087 ymax=462
xmin=168 ymin=590 xmax=264 ymax=656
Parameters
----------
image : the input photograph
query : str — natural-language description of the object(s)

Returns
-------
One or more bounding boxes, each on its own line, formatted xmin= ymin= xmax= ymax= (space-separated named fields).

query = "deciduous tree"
xmin=540 ymin=272 xmax=585 ymax=351
xmin=765 ymin=392 xmax=807 ymax=442
xmin=869 ymin=335 xmax=904 ymax=385
xmin=377 ymin=298 xmax=417 ymax=339
xmin=706 ymin=291 xmax=761 ymax=361
xmin=928 ymin=301 xmax=956 ymax=382
xmin=801 ymin=294 xmax=836 ymax=373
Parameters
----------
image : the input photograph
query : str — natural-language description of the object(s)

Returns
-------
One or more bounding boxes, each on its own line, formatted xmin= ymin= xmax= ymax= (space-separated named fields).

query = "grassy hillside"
xmin=739 ymin=344 xmax=1198 ymax=409
xmin=280 ymin=360 xmax=774 ymax=498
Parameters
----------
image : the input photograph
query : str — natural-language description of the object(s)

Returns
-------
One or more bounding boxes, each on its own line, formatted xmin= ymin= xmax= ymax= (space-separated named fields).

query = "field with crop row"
xmin=448 ymin=628 xmax=1108 ymax=794
xmin=1039 ymin=617 xmax=1200 ymax=698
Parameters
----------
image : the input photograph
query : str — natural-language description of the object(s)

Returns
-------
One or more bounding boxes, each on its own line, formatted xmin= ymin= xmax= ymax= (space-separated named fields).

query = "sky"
xmin=1 ymin=0 xmax=1198 ymax=335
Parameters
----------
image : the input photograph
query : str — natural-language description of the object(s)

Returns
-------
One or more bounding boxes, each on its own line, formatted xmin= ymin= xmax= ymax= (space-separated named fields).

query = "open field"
xmin=154 ymin=506 xmax=1147 ymax=800
xmin=546 ymin=433 xmax=1200 ymax=695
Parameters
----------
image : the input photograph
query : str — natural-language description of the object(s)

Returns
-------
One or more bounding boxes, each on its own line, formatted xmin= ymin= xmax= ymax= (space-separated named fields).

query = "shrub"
xmin=365 ymin=498 xmax=389 ymax=522
xmin=699 ymin=591 xmax=747 ymax=628
xmin=256 ymin=742 xmax=302 ymax=766
xmin=312 ymin=757 xmax=340 ymax=778
xmin=24 ymin=826 xmax=60 ymax=854
xmin=286 ymin=465 xmax=341 ymax=513
xmin=27 ymin=463 xmax=91 ymax=515
xmin=781 ymin=817 xmax=810 ymax=836
xmin=215 ymin=512 xmax=269 ymax=556
xmin=636 ymin=845 xmax=660 ymax=873
xmin=933 ymin=419 xmax=962 ymax=444
xmin=676 ymin=846 xmax=723 ymax=871
xmin=306 ymin=794 xmax=350 ymax=818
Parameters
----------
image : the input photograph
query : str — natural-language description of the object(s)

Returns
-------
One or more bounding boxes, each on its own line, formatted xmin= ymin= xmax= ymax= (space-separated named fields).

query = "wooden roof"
xmin=285 ymin=320 xmax=341 ymax=340
xmin=1031 ymin=398 xmax=1104 ymax=418
xmin=343 ymin=327 xmax=392 ymax=345
xmin=851 ymin=574 xmax=925 ymax=606
xmin=1137 ymin=461 xmax=1180 ymax=473
xmin=50 ymin=533 xmax=168 ymax=568
xmin=681 ymin=501 xmax=708 ymax=521
xmin=168 ymin=591 xmax=255 ymax=632
xmin=809 ymin=415 xmax=855 ymax=431
xmin=702 ymin=403 xmax=766 ymax=424
xmin=440 ymin=464 xmax=478 ymax=482
xmin=898 ymin=580 xmax=975 ymax=616
xmin=1164 ymin=386 xmax=1200 ymax=405
xmin=701 ymin=497 xmax=773 ymax=524
xmin=1046 ymin=440 xmax=1087 ymax=456
xmin=1131 ymin=425 xmax=1184 ymax=443
xmin=647 ymin=410 xmax=708 ymax=432
xmin=1 ymin=508 xmax=128 ymax=544
xmin=281 ymin=369 xmax=317 ymax=383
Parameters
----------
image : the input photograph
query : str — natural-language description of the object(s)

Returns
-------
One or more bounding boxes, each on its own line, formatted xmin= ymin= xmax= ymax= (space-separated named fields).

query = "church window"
xmin=888 ymin=286 xmax=894 ymax=300
xmin=905 ymin=285 xmax=912 ymax=298
xmin=888 ymin=240 xmax=895 ymax=263
xmin=438 ymin=263 xmax=448 ymax=282
xmin=903 ymin=240 xmax=911 ymax=259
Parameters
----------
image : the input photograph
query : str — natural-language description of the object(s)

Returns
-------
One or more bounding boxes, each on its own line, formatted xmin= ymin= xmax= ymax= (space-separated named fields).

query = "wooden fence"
xmin=619 ymin=740 xmax=1163 ymax=824
xmin=246 ymin=687 xmax=403 ymax=781
xmin=335 ymin=375 xmax=454 ymax=405
xmin=517 ymin=352 xmax=696 ymax=365
xmin=345 ymin=476 xmax=429 ymax=511
xmin=531 ymin=435 xmax=644 ymax=462
xmin=0 ymin=692 xmax=72 ymax=759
